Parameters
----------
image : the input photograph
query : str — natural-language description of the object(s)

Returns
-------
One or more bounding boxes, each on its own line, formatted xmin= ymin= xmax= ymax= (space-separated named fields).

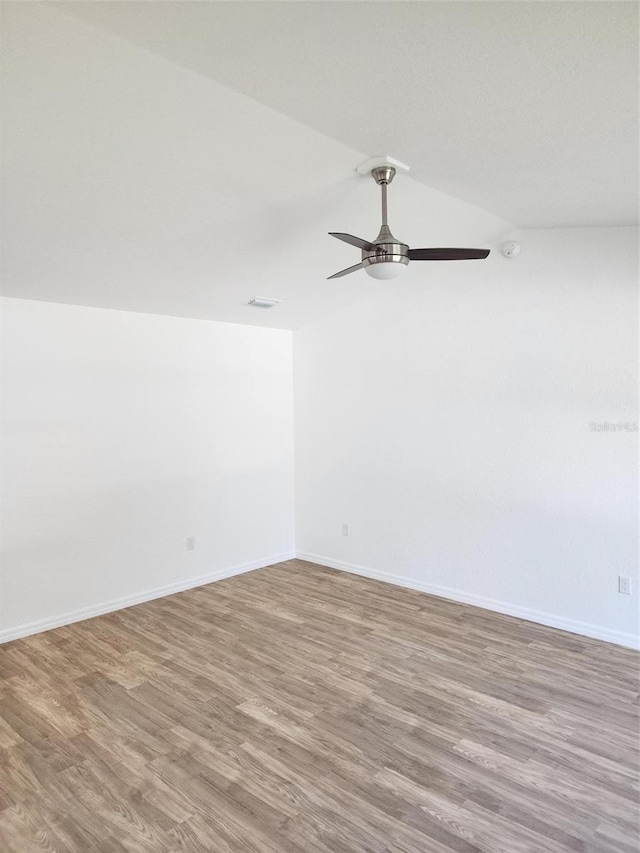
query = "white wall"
xmin=3 ymin=228 xmax=637 ymax=648
xmin=1 ymin=297 xmax=295 ymax=641
xmin=294 ymin=227 xmax=639 ymax=648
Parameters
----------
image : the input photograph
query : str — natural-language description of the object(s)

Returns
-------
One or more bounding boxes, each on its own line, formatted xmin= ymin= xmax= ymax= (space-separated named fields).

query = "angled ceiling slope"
xmin=2 ymin=3 xmax=511 ymax=329
xmin=64 ymin=0 xmax=639 ymax=229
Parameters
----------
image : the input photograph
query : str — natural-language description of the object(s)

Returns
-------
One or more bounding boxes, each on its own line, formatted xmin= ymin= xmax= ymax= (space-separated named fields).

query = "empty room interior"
xmin=1 ymin=2 xmax=639 ymax=851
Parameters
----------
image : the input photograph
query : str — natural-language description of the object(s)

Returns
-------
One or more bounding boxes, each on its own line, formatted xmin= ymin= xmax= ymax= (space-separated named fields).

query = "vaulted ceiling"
xmin=2 ymin=2 xmax=637 ymax=328
xmin=65 ymin=0 xmax=639 ymax=229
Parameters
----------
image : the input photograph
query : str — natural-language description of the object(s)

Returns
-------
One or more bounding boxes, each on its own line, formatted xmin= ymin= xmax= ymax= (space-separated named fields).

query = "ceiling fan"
xmin=328 ymin=165 xmax=490 ymax=280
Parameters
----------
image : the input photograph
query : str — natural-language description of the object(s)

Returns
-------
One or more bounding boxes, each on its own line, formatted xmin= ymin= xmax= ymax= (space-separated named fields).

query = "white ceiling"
xmin=2 ymin=2 xmax=636 ymax=330
xmin=63 ymin=0 xmax=639 ymax=229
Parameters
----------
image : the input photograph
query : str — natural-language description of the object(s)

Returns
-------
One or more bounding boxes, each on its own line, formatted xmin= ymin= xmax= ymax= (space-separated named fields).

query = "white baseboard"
xmin=296 ymin=551 xmax=639 ymax=650
xmin=4 ymin=550 xmax=636 ymax=651
xmin=0 ymin=552 xmax=296 ymax=645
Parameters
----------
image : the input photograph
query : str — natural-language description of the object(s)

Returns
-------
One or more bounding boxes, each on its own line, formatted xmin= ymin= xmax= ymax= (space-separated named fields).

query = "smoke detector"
xmin=502 ymin=241 xmax=521 ymax=258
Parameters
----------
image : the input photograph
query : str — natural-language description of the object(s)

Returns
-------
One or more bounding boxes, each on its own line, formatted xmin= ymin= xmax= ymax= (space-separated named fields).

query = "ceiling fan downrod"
xmin=372 ymin=165 xmax=394 ymax=231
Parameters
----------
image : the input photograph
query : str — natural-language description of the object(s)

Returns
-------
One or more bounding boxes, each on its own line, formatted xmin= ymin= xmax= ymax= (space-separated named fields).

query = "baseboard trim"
xmin=0 ymin=552 xmax=296 ymax=644
xmin=296 ymin=551 xmax=639 ymax=650
xmin=4 ymin=550 xmax=636 ymax=651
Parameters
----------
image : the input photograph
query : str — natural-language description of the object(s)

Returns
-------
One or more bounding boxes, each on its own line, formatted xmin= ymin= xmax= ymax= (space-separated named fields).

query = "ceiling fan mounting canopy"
xmin=328 ymin=164 xmax=490 ymax=280
xmin=371 ymin=165 xmax=396 ymax=186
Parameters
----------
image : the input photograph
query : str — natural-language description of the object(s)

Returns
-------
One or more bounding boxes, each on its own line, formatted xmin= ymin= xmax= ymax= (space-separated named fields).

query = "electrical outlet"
xmin=341 ymin=523 xmax=350 ymax=537
xmin=618 ymin=576 xmax=631 ymax=595
xmin=186 ymin=536 xmax=195 ymax=552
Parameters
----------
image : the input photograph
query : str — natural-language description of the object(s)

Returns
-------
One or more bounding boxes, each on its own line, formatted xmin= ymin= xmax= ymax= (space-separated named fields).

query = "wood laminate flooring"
xmin=0 ymin=559 xmax=638 ymax=852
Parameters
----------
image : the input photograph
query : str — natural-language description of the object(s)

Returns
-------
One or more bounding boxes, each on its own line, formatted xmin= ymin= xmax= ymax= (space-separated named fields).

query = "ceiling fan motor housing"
xmin=362 ymin=222 xmax=409 ymax=272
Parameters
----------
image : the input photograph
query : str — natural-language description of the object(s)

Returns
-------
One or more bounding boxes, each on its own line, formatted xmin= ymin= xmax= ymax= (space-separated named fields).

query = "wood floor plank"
xmin=0 ymin=559 xmax=638 ymax=852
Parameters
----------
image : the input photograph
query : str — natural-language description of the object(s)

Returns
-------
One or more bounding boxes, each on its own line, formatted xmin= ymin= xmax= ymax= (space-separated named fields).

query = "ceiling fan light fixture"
xmin=364 ymin=259 xmax=409 ymax=280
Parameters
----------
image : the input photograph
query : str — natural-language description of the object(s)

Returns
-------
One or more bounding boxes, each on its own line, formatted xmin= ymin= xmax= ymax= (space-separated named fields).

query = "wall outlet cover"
xmin=618 ymin=576 xmax=631 ymax=595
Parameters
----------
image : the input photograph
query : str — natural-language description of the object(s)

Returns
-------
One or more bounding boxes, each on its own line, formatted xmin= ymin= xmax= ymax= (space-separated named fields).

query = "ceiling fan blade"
xmin=408 ymin=247 xmax=490 ymax=261
xmin=327 ymin=262 xmax=364 ymax=280
xmin=329 ymin=232 xmax=375 ymax=251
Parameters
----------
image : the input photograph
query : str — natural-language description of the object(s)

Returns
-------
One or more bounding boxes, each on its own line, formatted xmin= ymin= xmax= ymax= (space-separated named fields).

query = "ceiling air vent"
xmin=247 ymin=297 xmax=281 ymax=309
